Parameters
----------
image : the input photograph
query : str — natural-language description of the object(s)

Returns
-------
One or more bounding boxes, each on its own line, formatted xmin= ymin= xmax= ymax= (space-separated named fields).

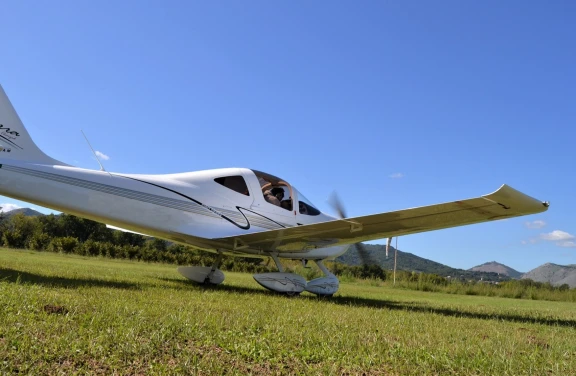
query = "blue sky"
xmin=1 ymin=1 xmax=574 ymax=272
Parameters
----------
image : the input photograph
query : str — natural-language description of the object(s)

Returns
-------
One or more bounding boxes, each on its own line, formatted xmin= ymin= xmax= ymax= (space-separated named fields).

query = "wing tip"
xmin=485 ymin=184 xmax=549 ymax=214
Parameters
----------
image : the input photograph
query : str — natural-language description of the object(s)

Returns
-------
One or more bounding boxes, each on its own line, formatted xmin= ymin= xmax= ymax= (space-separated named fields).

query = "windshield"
xmin=294 ymin=188 xmax=321 ymax=216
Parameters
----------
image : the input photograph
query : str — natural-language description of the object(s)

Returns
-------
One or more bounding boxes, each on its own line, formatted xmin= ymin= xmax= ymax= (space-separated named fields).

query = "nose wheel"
xmin=178 ymin=251 xmax=225 ymax=285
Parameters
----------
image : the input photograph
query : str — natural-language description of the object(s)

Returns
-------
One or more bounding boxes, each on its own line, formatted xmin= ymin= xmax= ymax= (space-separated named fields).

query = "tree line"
xmin=1 ymin=211 xmax=574 ymax=301
xmin=0 ymin=212 xmax=267 ymax=273
xmin=0 ymin=211 xmax=462 ymax=283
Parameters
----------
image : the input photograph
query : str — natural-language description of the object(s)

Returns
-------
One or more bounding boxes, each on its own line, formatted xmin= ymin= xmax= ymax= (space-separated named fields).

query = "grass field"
xmin=1 ymin=248 xmax=576 ymax=375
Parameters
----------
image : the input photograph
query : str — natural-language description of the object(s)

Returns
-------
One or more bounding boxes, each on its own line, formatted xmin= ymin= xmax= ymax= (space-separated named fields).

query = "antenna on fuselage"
xmin=81 ymin=130 xmax=110 ymax=176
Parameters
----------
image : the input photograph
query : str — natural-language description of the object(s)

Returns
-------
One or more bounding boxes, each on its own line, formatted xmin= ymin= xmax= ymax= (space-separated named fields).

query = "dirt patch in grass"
xmin=527 ymin=335 xmax=550 ymax=350
xmin=43 ymin=304 xmax=69 ymax=315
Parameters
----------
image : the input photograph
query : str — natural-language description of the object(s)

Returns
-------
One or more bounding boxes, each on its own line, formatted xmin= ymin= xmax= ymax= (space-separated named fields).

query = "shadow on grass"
xmin=308 ymin=295 xmax=576 ymax=328
xmin=0 ymin=267 xmax=141 ymax=290
xmin=159 ymin=277 xmax=275 ymax=297
xmin=162 ymin=277 xmax=576 ymax=327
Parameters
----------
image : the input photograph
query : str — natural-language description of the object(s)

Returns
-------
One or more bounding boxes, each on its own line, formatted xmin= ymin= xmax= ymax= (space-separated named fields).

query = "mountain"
xmin=468 ymin=261 xmax=523 ymax=278
xmin=2 ymin=208 xmax=44 ymax=218
xmin=522 ymin=263 xmax=576 ymax=288
xmin=336 ymin=244 xmax=509 ymax=281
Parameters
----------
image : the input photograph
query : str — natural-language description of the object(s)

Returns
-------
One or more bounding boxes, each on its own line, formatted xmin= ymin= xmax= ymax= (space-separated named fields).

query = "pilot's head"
xmin=271 ymin=187 xmax=284 ymax=200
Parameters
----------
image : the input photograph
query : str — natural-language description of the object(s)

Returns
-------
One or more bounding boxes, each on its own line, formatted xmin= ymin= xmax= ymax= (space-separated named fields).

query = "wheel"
xmin=201 ymin=276 xmax=218 ymax=287
xmin=285 ymin=291 xmax=301 ymax=297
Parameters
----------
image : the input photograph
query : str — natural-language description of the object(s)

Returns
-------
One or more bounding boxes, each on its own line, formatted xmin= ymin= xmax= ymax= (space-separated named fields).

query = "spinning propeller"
xmin=328 ymin=192 xmax=396 ymax=275
xmin=328 ymin=192 xmax=376 ymax=266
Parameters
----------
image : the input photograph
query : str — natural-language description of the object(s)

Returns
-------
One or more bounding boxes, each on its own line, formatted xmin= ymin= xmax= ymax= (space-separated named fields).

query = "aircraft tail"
xmin=0 ymin=84 xmax=67 ymax=166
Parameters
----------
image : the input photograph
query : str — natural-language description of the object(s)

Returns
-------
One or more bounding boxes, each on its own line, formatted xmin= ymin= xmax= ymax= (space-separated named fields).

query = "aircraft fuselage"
xmin=0 ymin=160 xmax=350 ymax=260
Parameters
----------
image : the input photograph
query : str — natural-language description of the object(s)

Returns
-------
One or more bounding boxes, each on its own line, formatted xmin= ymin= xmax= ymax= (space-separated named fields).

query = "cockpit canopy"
xmin=251 ymin=170 xmax=321 ymax=216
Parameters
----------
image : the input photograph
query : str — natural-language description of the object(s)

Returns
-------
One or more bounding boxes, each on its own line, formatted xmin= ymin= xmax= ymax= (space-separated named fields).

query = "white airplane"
xmin=0 ymin=85 xmax=549 ymax=296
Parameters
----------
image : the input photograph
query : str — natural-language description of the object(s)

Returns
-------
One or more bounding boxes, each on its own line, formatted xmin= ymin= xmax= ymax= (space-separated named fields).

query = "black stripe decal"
xmin=3 ymin=165 xmax=216 ymax=217
xmin=0 ymin=135 xmax=23 ymax=150
xmin=237 ymin=207 xmax=287 ymax=229
xmin=118 ymin=176 xmax=253 ymax=230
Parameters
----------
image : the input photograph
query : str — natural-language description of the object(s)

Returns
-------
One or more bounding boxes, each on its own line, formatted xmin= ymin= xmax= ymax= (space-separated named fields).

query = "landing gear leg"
xmin=315 ymin=260 xmax=334 ymax=278
xmin=204 ymin=251 xmax=224 ymax=284
xmin=270 ymin=253 xmax=285 ymax=272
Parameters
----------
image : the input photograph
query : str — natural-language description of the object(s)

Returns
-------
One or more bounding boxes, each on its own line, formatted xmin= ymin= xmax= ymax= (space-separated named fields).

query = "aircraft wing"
xmin=212 ymin=184 xmax=549 ymax=253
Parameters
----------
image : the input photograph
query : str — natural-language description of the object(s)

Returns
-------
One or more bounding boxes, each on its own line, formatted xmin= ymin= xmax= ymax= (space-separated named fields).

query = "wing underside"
xmin=204 ymin=184 xmax=548 ymax=253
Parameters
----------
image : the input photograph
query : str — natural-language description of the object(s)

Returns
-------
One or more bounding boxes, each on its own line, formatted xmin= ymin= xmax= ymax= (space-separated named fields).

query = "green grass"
xmin=1 ymin=248 xmax=576 ymax=375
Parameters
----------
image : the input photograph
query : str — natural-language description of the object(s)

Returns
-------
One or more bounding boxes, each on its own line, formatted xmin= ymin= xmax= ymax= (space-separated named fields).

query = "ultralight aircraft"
xmin=0 ymin=85 xmax=549 ymax=296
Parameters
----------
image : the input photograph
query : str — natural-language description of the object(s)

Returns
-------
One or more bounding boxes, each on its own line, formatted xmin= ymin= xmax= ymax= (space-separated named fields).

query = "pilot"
xmin=264 ymin=187 xmax=284 ymax=207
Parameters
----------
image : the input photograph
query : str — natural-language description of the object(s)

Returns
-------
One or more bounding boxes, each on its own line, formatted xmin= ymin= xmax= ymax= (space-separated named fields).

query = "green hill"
xmin=3 ymin=208 xmax=44 ymax=218
xmin=522 ymin=263 xmax=576 ymax=288
xmin=469 ymin=261 xmax=523 ymax=278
